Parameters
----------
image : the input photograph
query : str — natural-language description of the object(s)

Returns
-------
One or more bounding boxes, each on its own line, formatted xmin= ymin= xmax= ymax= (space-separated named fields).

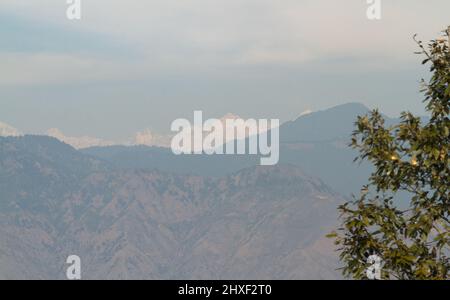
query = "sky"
xmin=0 ymin=0 xmax=449 ymax=141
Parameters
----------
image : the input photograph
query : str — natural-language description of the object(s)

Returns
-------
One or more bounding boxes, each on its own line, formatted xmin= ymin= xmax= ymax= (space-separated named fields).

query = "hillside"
xmin=0 ymin=136 xmax=343 ymax=279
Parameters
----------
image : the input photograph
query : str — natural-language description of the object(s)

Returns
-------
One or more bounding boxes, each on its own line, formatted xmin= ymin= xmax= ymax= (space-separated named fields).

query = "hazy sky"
xmin=0 ymin=0 xmax=449 ymax=140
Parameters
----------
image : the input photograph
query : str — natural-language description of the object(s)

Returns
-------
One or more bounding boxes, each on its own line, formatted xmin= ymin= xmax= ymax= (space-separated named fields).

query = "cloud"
xmin=1 ymin=0 xmax=449 ymax=75
xmin=0 ymin=0 xmax=449 ymax=128
xmin=0 ymin=52 xmax=142 ymax=85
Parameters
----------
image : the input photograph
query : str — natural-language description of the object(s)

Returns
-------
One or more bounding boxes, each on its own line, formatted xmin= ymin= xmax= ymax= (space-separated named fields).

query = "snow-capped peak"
xmin=0 ymin=121 xmax=22 ymax=137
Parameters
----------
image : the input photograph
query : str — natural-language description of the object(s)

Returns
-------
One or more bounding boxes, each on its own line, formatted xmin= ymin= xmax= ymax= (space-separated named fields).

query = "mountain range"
xmin=82 ymin=103 xmax=378 ymax=196
xmin=1 ymin=102 xmax=411 ymax=279
xmin=0 ymin=135 xmax=342 ymax=279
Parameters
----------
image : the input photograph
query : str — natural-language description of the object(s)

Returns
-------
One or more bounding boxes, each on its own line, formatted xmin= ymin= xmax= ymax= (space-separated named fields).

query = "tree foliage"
xmin=330 ymin=27 xmax=450 ymax=280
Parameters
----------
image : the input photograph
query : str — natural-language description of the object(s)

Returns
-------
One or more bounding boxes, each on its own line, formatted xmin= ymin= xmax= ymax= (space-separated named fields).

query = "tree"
xmin=329 ymin=27 xmax=450 ymax=280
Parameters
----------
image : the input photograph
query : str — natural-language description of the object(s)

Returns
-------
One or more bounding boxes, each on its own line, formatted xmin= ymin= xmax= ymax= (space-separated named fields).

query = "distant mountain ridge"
xmin=0 ymin=135 xmax=343 ymax=279
xmin=0 ymin=103 xmax=431 ymax=279
xmin=82 ymin=103 xmax=429 ymax=197
xmin=280 ymin=102 xmax=370 ymax=143
xmin=82 ymin=103 xmax=379 ymax=196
